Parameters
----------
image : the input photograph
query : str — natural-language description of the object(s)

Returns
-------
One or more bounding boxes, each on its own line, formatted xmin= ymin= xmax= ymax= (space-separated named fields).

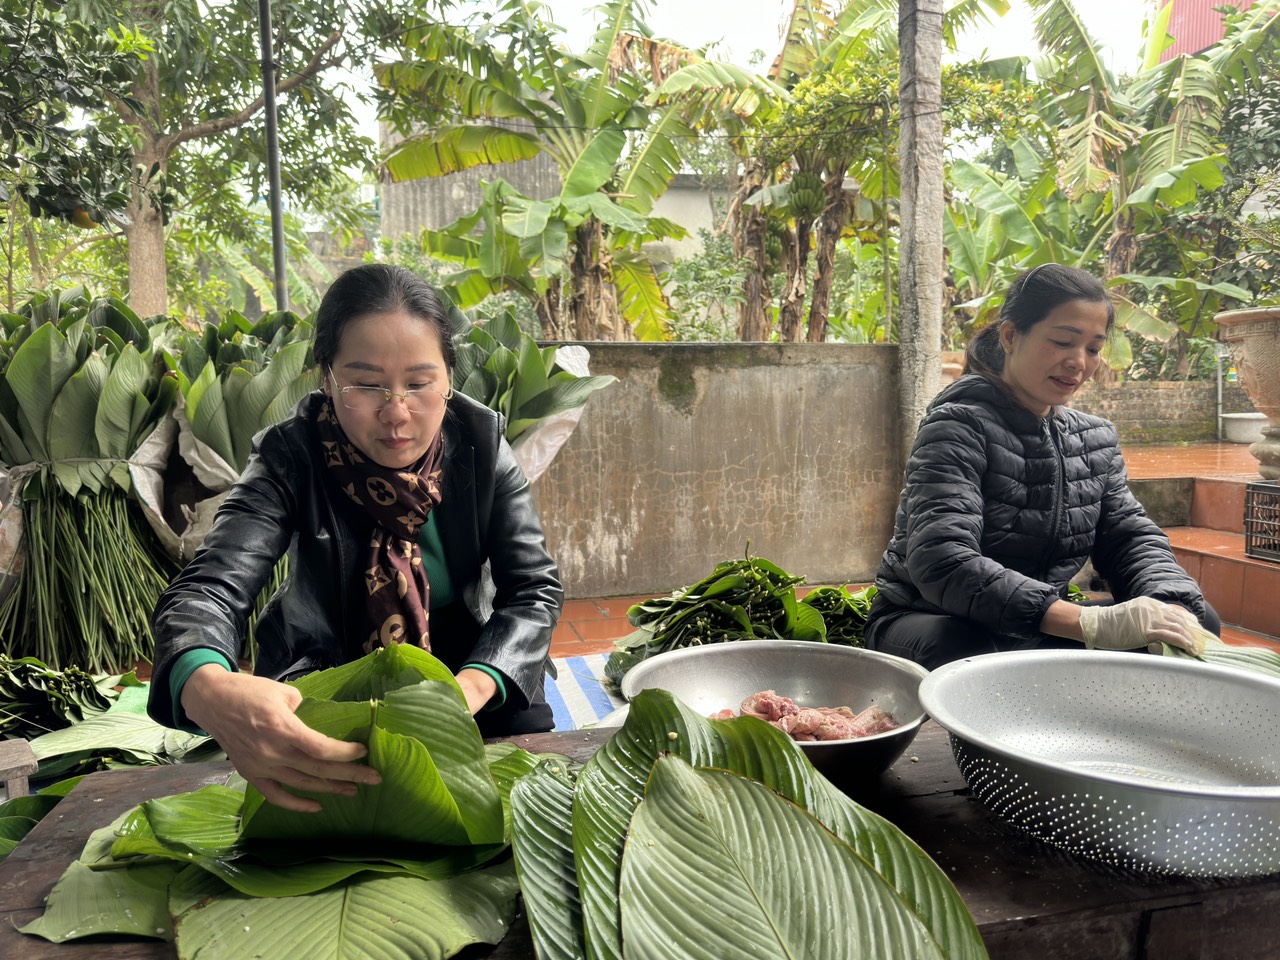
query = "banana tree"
xmin=654 ymin=0 xmax=1011 ymax=341
xmin=1027 ymin=0 xmax=1280 ymax=324
xmin=377 ymin=0 xmax=743 ymax=340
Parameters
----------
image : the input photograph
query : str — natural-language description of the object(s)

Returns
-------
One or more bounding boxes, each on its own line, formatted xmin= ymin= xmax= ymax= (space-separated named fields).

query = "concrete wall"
xmin=529 ymin=345 xmax=1255 ymax=599
xmin=531 ymin=344 xmax=902 ymax=599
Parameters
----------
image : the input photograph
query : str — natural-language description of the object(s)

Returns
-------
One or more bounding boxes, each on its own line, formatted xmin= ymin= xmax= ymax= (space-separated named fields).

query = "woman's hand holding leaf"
xmin=181 ymin=667 xmax=380 ymax=813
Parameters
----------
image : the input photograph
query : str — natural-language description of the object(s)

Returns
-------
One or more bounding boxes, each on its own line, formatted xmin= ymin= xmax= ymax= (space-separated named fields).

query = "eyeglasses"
xmin=327 ymin=367 xmax=453 ymax=415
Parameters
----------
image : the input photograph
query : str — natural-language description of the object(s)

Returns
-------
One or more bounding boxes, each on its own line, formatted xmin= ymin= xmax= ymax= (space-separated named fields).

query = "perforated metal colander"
xmin=919 ymin=650 xmax=1280 ymax=877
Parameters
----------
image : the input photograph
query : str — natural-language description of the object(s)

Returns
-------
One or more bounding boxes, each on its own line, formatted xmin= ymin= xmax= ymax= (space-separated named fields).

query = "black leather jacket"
xmin=147 ymin=391 xmax=563 ymax=727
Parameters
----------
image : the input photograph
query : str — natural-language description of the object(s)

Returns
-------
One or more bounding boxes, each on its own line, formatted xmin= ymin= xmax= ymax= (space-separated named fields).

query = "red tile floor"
xmin=550 ymin=442 xmax=1280 ymax=658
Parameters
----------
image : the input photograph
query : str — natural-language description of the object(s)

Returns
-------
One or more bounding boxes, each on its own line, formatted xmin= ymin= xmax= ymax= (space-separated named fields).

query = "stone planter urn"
xmin=1215 ymin=306 xmax=1280 ymax=479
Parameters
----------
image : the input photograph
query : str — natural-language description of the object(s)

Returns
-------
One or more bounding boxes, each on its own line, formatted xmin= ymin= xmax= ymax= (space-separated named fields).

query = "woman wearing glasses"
xmin=147 ymin=263 xmax=563 ymax=813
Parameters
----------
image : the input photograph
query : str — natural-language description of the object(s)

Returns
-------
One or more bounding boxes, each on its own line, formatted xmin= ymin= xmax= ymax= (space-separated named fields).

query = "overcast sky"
xmin=540 ymin=0 xmax=1155 ymax=72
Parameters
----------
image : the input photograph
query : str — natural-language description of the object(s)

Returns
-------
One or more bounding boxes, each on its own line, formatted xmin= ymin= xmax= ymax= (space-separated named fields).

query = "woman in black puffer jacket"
xmin=865 ymin=264 xmax=1218 ymax=670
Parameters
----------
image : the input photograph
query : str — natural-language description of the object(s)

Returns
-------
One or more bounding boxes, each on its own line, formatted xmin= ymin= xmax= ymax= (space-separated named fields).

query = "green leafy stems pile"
xmin=604 ymin=552 xmax=877 ymax=685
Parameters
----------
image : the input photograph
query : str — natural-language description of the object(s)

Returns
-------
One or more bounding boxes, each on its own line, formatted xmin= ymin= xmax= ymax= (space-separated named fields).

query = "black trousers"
xmin=865 ymin=599 xmax=1222 ymax=672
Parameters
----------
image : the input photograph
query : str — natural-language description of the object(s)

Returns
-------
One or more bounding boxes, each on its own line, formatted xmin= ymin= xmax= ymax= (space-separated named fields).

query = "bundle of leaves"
xmin=27 ymin=682 xmax=222 ymax=780
xmin=510 ymin=688 xmax=988 ymax=960
xmin=21 ymin=645 xmax=549 ymax=959
xmin=0 ymin=294 xmax=178 ymax=670
xmin=0 ymin=654 xmax=114 ymax=741
xmin=799 ymin=584 xmax=878 ymax=647
xmin=603 ymin=555 xmax=826 ymax=685
xmin=448 ymin=306 xmax=617 ymax=444
xmin=164 ymin=309 xmax=319 ymax=478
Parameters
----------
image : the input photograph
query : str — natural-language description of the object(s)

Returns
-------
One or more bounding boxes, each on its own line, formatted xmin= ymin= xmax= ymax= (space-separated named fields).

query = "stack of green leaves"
xmin=0 ymin=654 xmax=114 ymax=741
xmin=509 ymin=689 xmax=988 ymax=960
xmin=0 ymin=292 xmax=178 ymax=670
xmin=799 ymin=583 xmax=878 ymax=646
xmin=450 ymin=307 xmax=617 ymax=444
xmin=20 ymin=644 xmax=547 ymax=959
xmin=603 ymin=555 xmax=827 ymax=684
xmin=27 ymin=682 xmax=222 ymax=779
xmin=165 ymin=309 xmax=320 ymax=477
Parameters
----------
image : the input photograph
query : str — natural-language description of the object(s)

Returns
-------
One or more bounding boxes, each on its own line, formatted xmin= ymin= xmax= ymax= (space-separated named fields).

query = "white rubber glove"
xmin=1077 ymin=596 xmax=1204 ymax=654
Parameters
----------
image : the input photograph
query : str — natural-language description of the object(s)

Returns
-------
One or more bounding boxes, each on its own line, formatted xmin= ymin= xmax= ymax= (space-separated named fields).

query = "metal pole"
xmin=257 ymin=0 xmax=289 ymax=313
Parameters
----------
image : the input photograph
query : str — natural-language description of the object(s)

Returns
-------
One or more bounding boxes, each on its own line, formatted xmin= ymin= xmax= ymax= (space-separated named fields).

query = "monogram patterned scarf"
xmin=314 ymin=399 xmax=445 ymax=654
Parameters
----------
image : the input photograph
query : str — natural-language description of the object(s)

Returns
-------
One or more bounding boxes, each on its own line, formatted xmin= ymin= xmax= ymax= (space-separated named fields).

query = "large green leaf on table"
xmin=112 ymin=784 xmax=504 ymax=898
xmin=18 ymin=860 xmax=181 ymax=943
xmin=0 ymin=815 xmax=38 ymax=857
xmin=375 ymin=683 xmax=504 ymax=843
xmin=169 ymin=858 xmax=520 ymax=960
xmin=619 ymin=757 xmax=943 ymax=960
xmin=289 ymin=639 xmax=457 ymax=701
xmin=185 ymin=360 xmax=236 ymax=470
xmin=4 ymin=321 xmax=78 ymax=461
xmin=48 ymin=353 xmax=109 ymax=496
xmin=94 ymin=343 xmax=149 ymax=463
xmin=119 ymin=785 xmax=244 ymax=860
xmin=572 ymin=690 xmax=987 ymax=960
xmin=243 ymin=646 xmax=503 ymax=847
xmin=239 ymin=698 xmax=427 ymax=842
xmin=28 ymin=709 xmax=215 ymax=779
xmin=511 ymin=761 xmax=586 ymax=960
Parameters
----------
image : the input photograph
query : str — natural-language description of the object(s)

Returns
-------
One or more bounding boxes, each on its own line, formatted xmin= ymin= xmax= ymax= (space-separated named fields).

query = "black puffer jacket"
xmin=868 ymin=374 xmax=1205 ymax=640
xmin=147 ymin=391 xmax=563 ymax=727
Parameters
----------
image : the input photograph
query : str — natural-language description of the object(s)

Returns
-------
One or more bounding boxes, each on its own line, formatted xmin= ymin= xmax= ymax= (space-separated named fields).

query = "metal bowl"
xmin=619 ymin=640 xmax=929 ymax=779
xmin=920 ymin=650 xmax=1280 ymax=877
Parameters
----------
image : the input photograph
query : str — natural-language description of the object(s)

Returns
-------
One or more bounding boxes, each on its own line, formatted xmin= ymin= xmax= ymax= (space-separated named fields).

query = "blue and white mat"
xmin=546 ymin=654 xmax=627 ymax=731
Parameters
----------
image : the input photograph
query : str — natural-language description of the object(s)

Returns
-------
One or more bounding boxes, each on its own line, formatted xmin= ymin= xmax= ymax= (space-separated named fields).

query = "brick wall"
xmin=1071 ymin=381 xmax=1256 ymax=444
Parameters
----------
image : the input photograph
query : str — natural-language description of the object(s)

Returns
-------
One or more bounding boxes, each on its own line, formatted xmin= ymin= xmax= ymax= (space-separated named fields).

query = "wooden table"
xmin=1 ymin=723 xmax=1277 ymax=959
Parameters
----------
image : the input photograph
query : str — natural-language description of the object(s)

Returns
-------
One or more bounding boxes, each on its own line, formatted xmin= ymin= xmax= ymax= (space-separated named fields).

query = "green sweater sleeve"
xmin=168 ymin=648 xmax=234 ymax=731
